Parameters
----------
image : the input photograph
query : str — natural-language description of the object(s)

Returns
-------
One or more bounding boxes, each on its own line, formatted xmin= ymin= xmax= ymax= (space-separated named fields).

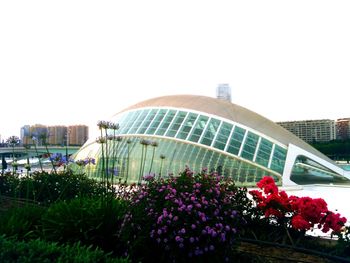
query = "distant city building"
xmin=336 ymin=118 xmax=350 ymax=140
xmin=277 ymin=119 xmax=336 ymax=143
xmin=68 ymin=125 xmax=89 ymax=146
xmin=20 ymin=125 xmax=31 ymax=145
xmin=20 ymin=124 xmax=88 ymax=146
xmin=216 ymin=83 xmax=232 ymax=102
xmin=48 ymin=126 xmax=67 ymax=145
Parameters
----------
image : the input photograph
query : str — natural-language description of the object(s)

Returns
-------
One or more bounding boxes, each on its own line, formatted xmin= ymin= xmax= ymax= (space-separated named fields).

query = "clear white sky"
xmin=1 ymin=1 xmax=349 ymax=141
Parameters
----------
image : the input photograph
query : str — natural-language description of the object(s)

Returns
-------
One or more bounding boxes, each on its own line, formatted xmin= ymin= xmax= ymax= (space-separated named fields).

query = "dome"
xmin=73 ymin=95 xmax=350 ymax=186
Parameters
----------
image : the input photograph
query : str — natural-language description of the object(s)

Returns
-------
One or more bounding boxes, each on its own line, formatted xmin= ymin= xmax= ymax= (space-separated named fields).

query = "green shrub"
xmin=42 ymin=197 xmax=129 ymax=253
xmin=0 ymin=235 xmax=130 ymax=263
xmin=0 ymin=205 xmax=46 ymax=240
xmin=0 ymin=174 xmax=20 ymax=197
xmin=1 ymin=171 xmax=113 ymax=205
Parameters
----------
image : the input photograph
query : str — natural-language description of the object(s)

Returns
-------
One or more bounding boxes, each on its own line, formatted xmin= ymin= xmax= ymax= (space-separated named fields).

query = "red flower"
xmin=291 ymin=214 xmax=311 ymax=231
xmin=257 ymin=176 xmax=278 ymax=194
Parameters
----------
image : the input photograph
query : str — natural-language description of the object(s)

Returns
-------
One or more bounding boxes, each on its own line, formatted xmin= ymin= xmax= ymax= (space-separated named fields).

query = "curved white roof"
xmin=117 ymin=94 xmax=335 ymax=164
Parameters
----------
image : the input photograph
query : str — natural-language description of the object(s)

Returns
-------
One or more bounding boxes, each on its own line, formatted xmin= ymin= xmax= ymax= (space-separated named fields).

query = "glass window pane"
xmin=176 ymin=113 xmax=198 ymax=140
xmin=165 ymin=111 xmax=187 ymax=137
xmin=213 ymin=122 xmax=233 ymax=150
xmin=119 ymin=111 xmax=142 ymax=134
xmin=255 ymin=138 xmax=273 ymax=167
xmin=155 ymin=110 xmax=176 ymax=136
xmin=128 ymin=109 xmax=150 ymax=134
xmin=226 ymin=126 xmax=246 ymax=155
xmin=200 ymin=119 xmax=221 ymax=146
xmin=270 ymin=145 xmax=287 ymax=174
xmin=137 ymin=109 xmax=158 ymax=134
xmin=241 ymin=132 xmax=259 ymax=161
xmin=146 ymin=109 xmax=167 ymax=135
xmin=188 ymin=116 xmax=209 ymax=143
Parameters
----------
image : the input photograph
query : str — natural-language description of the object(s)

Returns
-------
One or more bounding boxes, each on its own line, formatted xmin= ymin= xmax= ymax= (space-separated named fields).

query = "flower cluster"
xmin=249 ymin=176 xmax=347 ymax=234
xmin=75 ymin=157 xmax=96 ymax=167
xmin=49 ymin=153 xmax=74 ymax=167
xmin=122 ymin=167 xmax=245 ymax=262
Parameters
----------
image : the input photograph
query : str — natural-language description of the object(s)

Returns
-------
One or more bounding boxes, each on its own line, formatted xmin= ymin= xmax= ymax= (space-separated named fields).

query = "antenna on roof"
xmin=216 ymin=83 xmax=232 ymax=102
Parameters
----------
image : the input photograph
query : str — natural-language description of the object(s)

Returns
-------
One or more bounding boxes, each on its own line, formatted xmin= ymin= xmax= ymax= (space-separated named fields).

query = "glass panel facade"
xmin=128 ymin=109 xmax=150 ymax=134
xmin=226 ymin=126 xmax=246 ymax=155
xmin=188 ymin=116 xmax=209 ymax=143
xmin=165 ymin=111 xmax=187 ymax=137
xmin=200 ymin=118 xmax=221 ymax=146
xmin=270 ymin=145 xmax=287 ymax=174
xmin=213 ymin=122 xmax=233 ymax=151
xmin=145 ymin=109 xmax=167 ymax=135
xmin=81 ymin=107 xmax=288 ymax=186
xmin=176 ymin=113 xmax=198 ymax=140
xmin=136 ymin=109 xmax=158 ymax=134
xmin=155 ymin=110 xmax=176 ymax=136
xmin=241 ymin=132 xmax=259 ymax=161
xmin=255 ymin=138 xmax=273 ymax=167
xmin=118 ymin=111 xmax=141 ymax=134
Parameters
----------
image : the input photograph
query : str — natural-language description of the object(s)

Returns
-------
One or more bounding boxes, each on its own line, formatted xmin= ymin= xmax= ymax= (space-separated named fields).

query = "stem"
xmin=45 ymin=144 xmax=57 ymax=174
xmin=149 ymin=146 xmax=156 ymax=174
xmin=138 ymin=145 xmax=145 ymax=184
xmin=284 ymin=225 xmax=295 ymax=247
xmin=99 ymin=129 xmax=105 ymax=184
xmin=33 ymin=143 xmax=43 ymax=172
xmin=126 ymin=142 xmax=130 ymax=183
xmin=104 ymin=129 xmax=109 ymax=181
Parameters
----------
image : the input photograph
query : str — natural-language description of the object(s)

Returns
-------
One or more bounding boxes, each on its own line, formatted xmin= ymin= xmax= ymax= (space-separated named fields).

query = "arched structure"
xmin=73 ymin=95 xmax=350 ymax=186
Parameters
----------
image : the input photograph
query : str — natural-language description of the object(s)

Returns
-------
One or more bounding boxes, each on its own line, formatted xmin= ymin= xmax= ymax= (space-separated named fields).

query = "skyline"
xmin=1 ymin=1 xmax=349 ymax=139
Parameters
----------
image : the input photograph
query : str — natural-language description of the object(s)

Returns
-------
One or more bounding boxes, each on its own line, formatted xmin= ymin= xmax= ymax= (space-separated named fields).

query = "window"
xmin=241 ymin=132 xmax=259 ymax=161
xmin=200 ymin=118 xmax=221 ymax=146
xmin=226 ymin=126 xmax=246 ymax=155
xmin=188 ymin=116 xmax=209 ymax=143
xmin=213 ymin=122 xmax=233 ymax=150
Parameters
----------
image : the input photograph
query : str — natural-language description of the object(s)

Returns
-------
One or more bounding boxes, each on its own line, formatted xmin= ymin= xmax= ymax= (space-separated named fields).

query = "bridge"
xmin=0 ymin=146 xmax=80 ymax=159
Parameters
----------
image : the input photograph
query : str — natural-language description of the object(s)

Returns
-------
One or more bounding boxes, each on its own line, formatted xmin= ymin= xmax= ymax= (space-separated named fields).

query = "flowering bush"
xmin=249 ymin=176 xmax=347 ymax=235
xmin=120 ymin=167 xmax=250 ymax=262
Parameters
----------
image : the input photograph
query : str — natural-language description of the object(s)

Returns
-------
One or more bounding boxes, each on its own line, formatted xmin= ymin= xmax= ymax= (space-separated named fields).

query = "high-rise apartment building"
xmin=20 ymin=124 xmax=88 ymax=146
xmin=20 ymin=125 xmax=31 ymax=145
xmin=68 ymin=125 xmax=89 ymax=146
xmin=21 ymin=124 xmax=48 ymax=146
xmin=336 ymin=118 xmax=350 ymax=140
xmin=277 ymin=119 xmax=336 ymax=143
xmin=48 ymin=126 xmax=67 ymax=145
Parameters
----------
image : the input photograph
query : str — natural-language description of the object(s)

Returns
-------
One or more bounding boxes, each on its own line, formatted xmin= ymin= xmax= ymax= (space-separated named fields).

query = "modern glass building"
xmin=73 ymin=95 xmax=350 ymax=187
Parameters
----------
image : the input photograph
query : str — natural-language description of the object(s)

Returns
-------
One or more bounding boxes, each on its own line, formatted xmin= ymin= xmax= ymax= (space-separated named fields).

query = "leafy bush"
xmin=0 ymin=205 xmax=46 ymax=240
xmin=0 ymin=174 xmax=20 ymax=197
xmin=41 ymin=197 xmax=129 ymax=253
xmin=1 ymin=171 xmax=113 ymax=205
xmin=0 ymin=235 xmax=130 ymax=263
xmin=120 ymin=168 xmax=250 ymax=263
